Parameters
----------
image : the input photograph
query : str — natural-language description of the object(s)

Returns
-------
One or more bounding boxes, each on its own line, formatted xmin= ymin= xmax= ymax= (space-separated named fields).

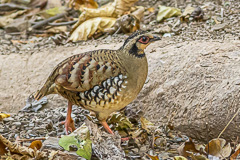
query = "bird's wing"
xmin=53 ymin=50 xmax=125 ymax=92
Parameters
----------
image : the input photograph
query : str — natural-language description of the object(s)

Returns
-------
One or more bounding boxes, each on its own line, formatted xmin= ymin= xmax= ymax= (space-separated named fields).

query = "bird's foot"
xmin=121 ymin=137 xmax=130 ymax=142
xmin=60 ymin=117 xmax=76 ymax=135
xmin=99 ymin=120 xmax=130 ymax=141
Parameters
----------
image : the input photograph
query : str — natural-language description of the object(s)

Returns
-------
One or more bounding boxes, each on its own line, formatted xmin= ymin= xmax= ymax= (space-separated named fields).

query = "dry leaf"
xmin=11 ymin=40 xmax=34 ymax=45
xmin=140 ymin=117 xmax=155 ymax=133
xmin=174 ymin=156 xmax=187 ymax=160
xmin=181 ymin=6 xmax=204 ymax=21
xmin=157 ymin=5 xmax=181 ymax=22
xmin=0 ymin=10 xmax=27 ymax=27
xmin=0 ymin=140 xmax=7 ymax=155
xmin=205 ymin=138 xmax=231 ymax=158
xmin=180 ymin=6 xmax=195 ymax=20
xmin=47 ymin=26 xmax=67 ymax=33
xmin=230 ymin=144 xmax=240 ymax=160
xmin=147 ymin=7 xmax=155 ymax=13
xmin=49 ymin=151 xmax=59 ymax=160
xmin=0 ymin=134 xmax=46 ymax=159
xmin=147 ymin=154 xmax=159 ymax=160
xmin=129 ymin=128 xmax=143 ymax=138
xmin=0 ymin=113 xmax=10 ymax=120
xmin=104 ymin=6 xmax=143 ymax=34
xmin=70 ymin=17 xmax=116 ymax=41
xmin=177 ymin=138 xmax=200 ymax=157
xmin=108 ymin=112 xmax=134 ymax=130
xmin=29 ymin=140 xmax=42 ymax=150
xmin=69 ymin=0 xmax=139 ymax=41
xmin=69 ymin=0 xmax=98 ymax=10
xmin=189 ymin=154 xmax=209 ymax=160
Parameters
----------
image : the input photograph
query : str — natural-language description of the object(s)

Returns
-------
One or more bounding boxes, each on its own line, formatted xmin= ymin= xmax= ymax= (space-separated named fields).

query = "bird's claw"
xmin=59 ymin=118 xmax=76 ymax=135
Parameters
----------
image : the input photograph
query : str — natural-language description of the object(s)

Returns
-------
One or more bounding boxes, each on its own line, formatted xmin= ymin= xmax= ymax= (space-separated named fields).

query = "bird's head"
xmin=120 ymin=31 xmax=161 ymax=58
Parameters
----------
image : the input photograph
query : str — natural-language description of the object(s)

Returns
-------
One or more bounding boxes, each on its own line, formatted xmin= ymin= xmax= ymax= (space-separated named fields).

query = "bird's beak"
xmin=150 ymin=35 xmax=161 ymax=42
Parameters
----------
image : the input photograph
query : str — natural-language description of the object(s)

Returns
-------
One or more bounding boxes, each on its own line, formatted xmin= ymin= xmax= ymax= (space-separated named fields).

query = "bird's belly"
xmin=62 ymin=73 xmax=136 ymax=112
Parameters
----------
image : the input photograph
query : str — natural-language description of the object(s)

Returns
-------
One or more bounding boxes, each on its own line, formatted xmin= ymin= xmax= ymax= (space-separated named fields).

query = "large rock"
xmin=132 ymin=40 xmax=240 ymax=141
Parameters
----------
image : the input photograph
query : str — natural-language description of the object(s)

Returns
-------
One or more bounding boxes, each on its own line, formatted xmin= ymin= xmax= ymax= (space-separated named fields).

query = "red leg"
xmin=99 ymin=120 xmax=129 ymax=141
xmin=60 ymin=101 xmax=76 ymax=134
xmin=99 ymin=120 xmax=114 ymax=135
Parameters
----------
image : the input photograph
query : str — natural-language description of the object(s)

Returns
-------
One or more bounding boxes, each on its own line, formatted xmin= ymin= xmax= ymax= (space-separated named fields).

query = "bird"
xmin=34 ymin=31 xmax=160 ymax=136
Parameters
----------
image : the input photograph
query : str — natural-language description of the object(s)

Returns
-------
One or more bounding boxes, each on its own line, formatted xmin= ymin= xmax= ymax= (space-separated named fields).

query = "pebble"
xmin=132 ymin=148 xmax=139 ymax=153
xmin=49 ymin=131 xmax=57 ymax=137
xmin=29 ymin=123 xmax=34 ymax=127
xmin=3 ymin=117 xmax=14 ymax=122
xmin=45 ymin=121 xmax=53 ymax=131
xmin=139 ymin=146 xmax=147 ymax=153
xmin=4 ymin=34 xmax=12 ymax=40
xmin=12 ymin=122 xmax=21 ymax=126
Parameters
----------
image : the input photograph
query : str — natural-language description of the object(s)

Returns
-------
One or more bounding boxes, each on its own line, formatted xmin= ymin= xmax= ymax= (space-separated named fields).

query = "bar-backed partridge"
xmin=34 ymin=31 xmax=160 ymax=136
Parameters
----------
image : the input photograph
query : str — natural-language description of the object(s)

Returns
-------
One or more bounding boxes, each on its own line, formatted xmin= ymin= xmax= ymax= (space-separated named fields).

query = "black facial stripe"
xmin=129 ymin=44 xmax=145 ymax=58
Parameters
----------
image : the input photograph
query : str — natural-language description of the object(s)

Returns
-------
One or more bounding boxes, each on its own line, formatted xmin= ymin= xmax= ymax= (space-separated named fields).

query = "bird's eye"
xmin=138 ymin=36 xmax=149 ymax=44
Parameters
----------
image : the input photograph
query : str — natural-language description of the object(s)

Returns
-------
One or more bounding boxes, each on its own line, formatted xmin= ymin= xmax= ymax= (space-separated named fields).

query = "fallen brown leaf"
xmin=147 ymin=154 xmax=159 ymax=160
xmin=177 ymin=138 xmax=200 ymax=157
xmin=46 ymin=26 xmax=67 ymax=33
xmin=205 ymin=138 xmax=231 ymax=158
xmin=0 ymin=10 xmax=27 ymax=27
xmin=140 ymin=117 xmax=155 ymax=133
xmin=69 ymin=0 xmax=98 ymax=9
xmin=11 ymin=40 xmax=34 ymax=45
xmin=70 ymin=17 xmax=116 ymax=41
xmin=230 ymin=144 xmax=240 ymax=160
xmin=174 ymin=156 xmax=187 ymax=160
xmin=29 ymin=140 xmax=42 ymax=150
xmin=0 ymin=134 xmax=46 ymax=159
xmin=69 ymin=0 xmax=139 ymax=41
xmin=0 ymin=113 xmax=10 ymax=120
xmin=147 ymin=7 xmax=155 ymax=13
xmin=0 ymin=140 xmax=7 ymax=155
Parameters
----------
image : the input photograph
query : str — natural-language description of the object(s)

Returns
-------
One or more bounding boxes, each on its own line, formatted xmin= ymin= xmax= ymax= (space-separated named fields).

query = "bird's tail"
xmin=34 ymin=80 xmax=55 ymax=100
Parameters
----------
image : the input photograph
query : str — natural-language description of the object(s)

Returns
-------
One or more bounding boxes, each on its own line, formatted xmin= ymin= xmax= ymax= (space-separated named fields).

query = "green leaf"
xmin=39 ymin=6 xmax=66 ymax=19
xmin=76 ymin=139 xmax=92 ymax=160
xmin=58 ymin=123 xmax=92 ymax=160
xmin=58 ymin=135 xmax=80 ymax=151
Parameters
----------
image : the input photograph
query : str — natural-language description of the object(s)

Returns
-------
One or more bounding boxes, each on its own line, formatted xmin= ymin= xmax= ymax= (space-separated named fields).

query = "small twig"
xmin=218 ymin=108 xmax=240 ymax=138
xmin=17 ymin=137 xmax=48 ymax=142
xmin=151 ymin=133 xmax=155 ymax=149
xmin=48 ymin=20 xmax=77 ymax=26
xmin=0 ymin=3 xmax=29 ymax=11
xmin=29 ymin=12 xmax=67 ymax=30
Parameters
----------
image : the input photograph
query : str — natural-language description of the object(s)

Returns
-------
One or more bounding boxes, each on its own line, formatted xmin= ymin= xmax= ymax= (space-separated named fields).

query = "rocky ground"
xmin=0 ymin=0 xmax=240 ymax=159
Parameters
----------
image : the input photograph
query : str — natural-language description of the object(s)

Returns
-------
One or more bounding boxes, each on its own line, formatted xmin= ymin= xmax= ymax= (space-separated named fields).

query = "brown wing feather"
xmin=54 ymin=49 xmax=124 ymax=92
